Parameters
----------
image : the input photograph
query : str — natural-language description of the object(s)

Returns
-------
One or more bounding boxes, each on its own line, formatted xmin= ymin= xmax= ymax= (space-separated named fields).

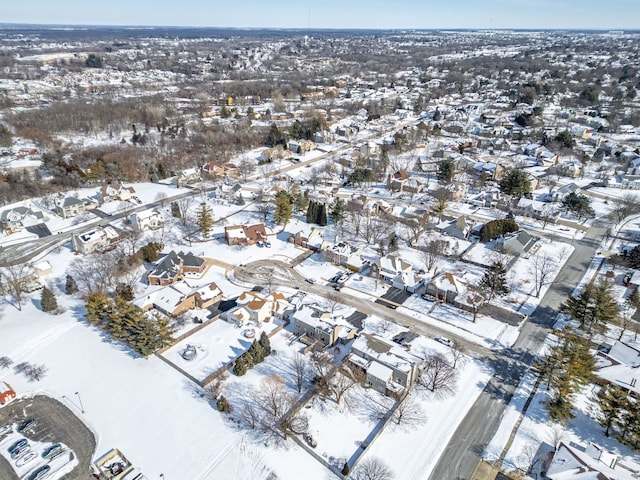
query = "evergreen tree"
xmin=535 ymin=328 xmax=596 ymax=423
xmin=139 ymin=242 xmax=163 ymax=263
xmin=84 ymin=293 xmax=113 ymax=329
xmin=437 ymin=159 xmax=456 ymax=184
xmin=196 ymin=202 xmax=214 ymax=238
xmin=259 ymin=331 xmax=271 ymax=353
xmin=40 ymin=286 xmax=58 ymax=312
xmin=561 ymin=280 xmax=619 ymax=334
xmin=598 ymin=385 xmax=629 ymax=437
xmin=65 ymin=274 xmax=78 ymax=295
xmin=479 ymin=261 xmax=509 ymax=301
xmin=317 ymin=202 xmax=327 ymax=226
xmin=274 ymin=191 xmax=293 ymax=225
xmin=480 ymin=218 xmax=519 ymax=242
xmin=171 ymin=201 xmax=181 ymax=219
xmin=499 ymin=169 xmax=531 ymax=198
xmin=341 ymin=462 xmax=350 ymax=475
xmin=233 ymin=355 xmax=248 ymax=376
xmin=306 ymin=200 xmax=317 ymax=224
xmin=626 ymin=245 xmax=640 ymax=269
xmin=130 ymin=316 xmax=164 ymax=357
xmin=562 ymin=192 xmax=595 ymax=220
xmin=330 ymin=197 xmax=345 ymax=225
xmin=217 ymin=394 xmax=230 ymax=412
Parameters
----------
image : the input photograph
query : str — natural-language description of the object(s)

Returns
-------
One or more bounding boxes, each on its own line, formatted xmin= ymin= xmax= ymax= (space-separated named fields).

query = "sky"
xmin=2 ymin=0 xmax=639 ymax=30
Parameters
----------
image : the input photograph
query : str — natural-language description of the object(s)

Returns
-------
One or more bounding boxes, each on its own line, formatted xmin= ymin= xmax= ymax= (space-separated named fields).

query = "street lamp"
xmin=75 ymin=391 xmax=85 ymax=414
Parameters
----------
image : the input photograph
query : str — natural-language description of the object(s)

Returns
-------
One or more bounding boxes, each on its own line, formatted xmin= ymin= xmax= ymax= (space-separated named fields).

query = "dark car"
xmin=8 ymin=438 xmax=28 ymax=453
xmin=17 ymin=418 xmax=37 ymax=432
xmin=28 ymin=465 xmax=50 ymax=480
xmin=42 ymin=443 xmax=63 ymax=459
xmin=10 ymin=444 xmax=30 ymax=460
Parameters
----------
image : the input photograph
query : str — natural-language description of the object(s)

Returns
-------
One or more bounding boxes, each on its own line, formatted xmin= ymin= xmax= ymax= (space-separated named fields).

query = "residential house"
xmin=546 ymin=441 xmax=638 ymax=480
xmin=99 ymin=182 xmax=135 ymax=204
xmin=0 ymin=381 xmax=16 ymax=404
xmin=0 ymin=205 xmax=45 ymax=233
xmin=202 ymin=161 xmax=240 ymax=180
xmin=225 ymin=291 xmax=292 ymax=326
xmin=134 ymin=280 xmax=222 ymax=317
xmin=387 ymin=169 xmax=426 ymax=194
xmin=497 ymin=230 xmax=537 ymax=256
xmin=325 ymin=241 xmax=363 ymax=269
xmin=595 ymin=341 xmax=640 ymax=397
xmin=33 ymin=260 xmax=53 ymax=278
xmin=224 ymin=223 xmax=268 ymax=246
xmin=424 ymin=272 xmax=484 ymax=312
xmin=130 ymin=209 xmax=164 ymax=232
xmin=348 ymin=333 xmax=422 ymax=396
xmin=72 ymin=226 xmax=121 ymax=255
xmin=56 ymin=196 xmax=86 ymax=219
xmin=259 ymin=146 xmax=293 ymax=163
xmin=287 ymin=220 xmax=326 ymax=251
xmin=436 ymin=215 xmax=471 ymax=240
xmin=292 ymin=304 xmax=355 ymax=347
xmin=513 ymin=197 xmax=559 ymax=224
xmin=148 ymin=250 xmax=206 ymax=286
xmin=174 ymin=167 xmax=201 ymax=187
xmin=287 ymin=139 xmax=316 ymax=154
xmin=371 ymin=253 xmax=423 ymax=292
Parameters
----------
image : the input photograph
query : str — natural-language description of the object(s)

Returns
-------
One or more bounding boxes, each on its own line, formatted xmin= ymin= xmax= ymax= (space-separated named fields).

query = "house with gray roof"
xmin=148 ymin=250 xmax=206 ymax=286
xmin=497 ymin=230 xmax=537 ymax=256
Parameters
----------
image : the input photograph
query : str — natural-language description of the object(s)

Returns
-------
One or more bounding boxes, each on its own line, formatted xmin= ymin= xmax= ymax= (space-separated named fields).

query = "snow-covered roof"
xmin=547 ymin=442 xmax=637 ymax=480
xmin=352 ymin=333 xmax=421 ymax=374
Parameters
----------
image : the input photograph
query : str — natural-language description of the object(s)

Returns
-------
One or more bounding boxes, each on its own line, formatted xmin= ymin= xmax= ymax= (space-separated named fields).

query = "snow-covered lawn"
xmin=162 ymin=319 xmax=282 ymax=382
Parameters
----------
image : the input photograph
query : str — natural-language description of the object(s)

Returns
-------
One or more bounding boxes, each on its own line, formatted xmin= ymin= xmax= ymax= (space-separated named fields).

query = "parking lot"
xmin=0 ymin=395 xmax=96 ymax=480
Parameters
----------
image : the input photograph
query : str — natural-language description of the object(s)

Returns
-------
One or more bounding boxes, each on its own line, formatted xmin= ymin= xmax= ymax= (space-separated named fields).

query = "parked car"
xmin=8 ymin=438 xmax=28 ymax=453
xmin=10 ymin=444 xmax=31 ymax=460
xmin=42 ymin=443 xmax=63 ymax=459
xmin=264 ymin=241 xmax=271 ymax=248
xmin=15 ymin=451 xmax=37 ymax=467
xmin=17 ymin=418 xmax=37 ymax=432
xmin=435 ymin=337 xmax=454 ymax=347
xmin=28 ymin=465 xmax=50 ymax=480
xmin=305 ymin=278 xmax=316 ymax=284
xmin=0 ymin=424 xmax=12 ymax=436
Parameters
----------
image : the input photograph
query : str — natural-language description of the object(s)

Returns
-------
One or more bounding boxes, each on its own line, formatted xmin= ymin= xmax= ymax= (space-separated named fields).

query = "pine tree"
xmin=598 ymin=385 xmax=629 ymax=437
xmin=171 ymin=201 xmax=181 ymax=218
xmin=217 ymin=394 xmax=230 ymax=412
xmin=233 ymin=355 xmax=248 ymax=376
xmin=479 ymin=261 xmax=509 ymax=301
xmin=561 ymin=280 xmax=619 ymax=334
xmin=259 ymin=331 xmax=271 ymax=353
xmin=65 ymin=274 xmax=78 ymax=295
xmin=341 ymin=462 xmax=350 ymax=475
xmin=130 ymin=317 xmax=164 ymax=357
xmin=196 ymin=202 xmax=214 ymax=238
xmin=274 ymin=191 xmax=293 ymax=225
xmin=84 ymin=293 xmax=113 ymax=329
xmin=330 ymin=197 xmax=345 ymax=225
xmin=317 ymin=202 xmax=327 ymax=226
xmin=437 ymin=159 xmax=456 ymax=184
xmin=248 ymin=339 xmax=266 ymax=364
xmin=40 ymin=286 xmax=58 ymax=312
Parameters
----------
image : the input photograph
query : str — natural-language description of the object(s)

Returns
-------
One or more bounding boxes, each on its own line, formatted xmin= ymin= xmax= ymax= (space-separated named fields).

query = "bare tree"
xmin=422 ymin=239 xmax=446 ymax=272
xmin=548 ymin=424 xmax=568 ymax=451
xmin=0 ymin=356 xmax=13 ymax=369
xmin=391 ymin=394 xmax=425 ymax=427
xmin=291 ymin=353 xmax=310 ymax=393
xmin=352 ymin=457 xmax=394 ymax=480
xmin=529 ymin=252 xmax=558 ymax=297
xmin=68 ymin=253 xmax=118 ymax=294
xmin=310 ymin=351 xmax=334 ymax=380
xmin=252 ymin=375 xmax=294 ymax=427
xmin=25 ymin=364 xmax=48 ymax=382
xmin=516 ymin=442 xmax=542 ymax=475
xmin=324 ymin=291 xmax=342 ymax=316
xmin=239 ymin=400 xmax=261 ymax=430
xmin=419 ymin=353 xmax=458 ymax=395
xmin=1 ymin=264 xmax=32 ymax=311
xmin=403 ymin=211 xmax=431 ymax=246
xmin=177 ymin=195 xmax=195 ymax=227
xmin=325 ymin=365 xmax=360 ymax=404
xmin=450 ymin=344 xmax=467 ymax=369
xmin=237 ymin=156 xmax=255 ymax=183
xmin=154 ymin=191 xmax=168 ymax=209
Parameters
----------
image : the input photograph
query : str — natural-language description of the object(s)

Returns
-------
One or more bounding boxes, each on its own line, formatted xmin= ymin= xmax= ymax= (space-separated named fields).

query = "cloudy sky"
xmin=3 ymin=0 xmax=639 ymax=30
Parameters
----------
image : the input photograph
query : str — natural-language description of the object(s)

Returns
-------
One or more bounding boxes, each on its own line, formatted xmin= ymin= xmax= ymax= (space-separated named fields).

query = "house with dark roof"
xmin=347 ymin=333 xmax=422 ymax=396
xmin=546 ymin=441 xmax=638 ymax=480
xmin=56 ymin=196 xmax=87 ymax=218
xmin=497 ymin=230 xmax=537 ymax=256
xmin=436 ymin=215 xmax=471 ymax=240
xmin=148 ymin=251 xmax=206 ymax=286
xmin=0 ymin=205 xmax=45 ymax=233
xmin=425 ymin=272 xmax=484 ymax=312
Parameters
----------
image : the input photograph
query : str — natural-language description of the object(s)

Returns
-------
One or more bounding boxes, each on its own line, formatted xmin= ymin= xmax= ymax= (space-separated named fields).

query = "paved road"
xmin=428 ymin=216 xmax=611 ymax=480
xmin=232 ymin=258 xmax=495 ymax=360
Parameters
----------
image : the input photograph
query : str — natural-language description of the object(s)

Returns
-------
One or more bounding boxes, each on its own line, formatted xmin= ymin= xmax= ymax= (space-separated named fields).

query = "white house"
xmin=130 ymin=209 xmax=164 ymax=231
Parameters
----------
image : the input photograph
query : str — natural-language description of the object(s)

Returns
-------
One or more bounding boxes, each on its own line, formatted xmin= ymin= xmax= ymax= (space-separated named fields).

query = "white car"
xmin=0 ymin=424 xmax=12 ymax=436
xmin=16 ymin=451 xmax=37 ymax=467
xmin=435 ymin=337 xmax=454 ymax=347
